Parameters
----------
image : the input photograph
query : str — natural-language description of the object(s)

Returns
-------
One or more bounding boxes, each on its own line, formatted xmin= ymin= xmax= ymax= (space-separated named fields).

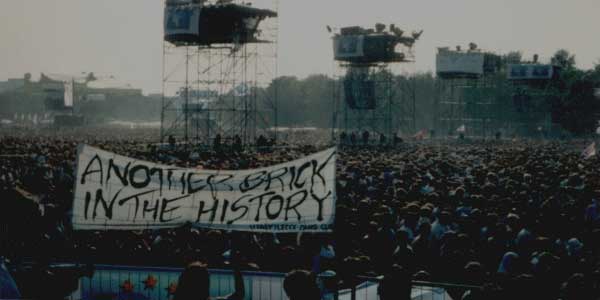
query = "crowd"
xmin=2 ymin=126 xmax=600 ymax=299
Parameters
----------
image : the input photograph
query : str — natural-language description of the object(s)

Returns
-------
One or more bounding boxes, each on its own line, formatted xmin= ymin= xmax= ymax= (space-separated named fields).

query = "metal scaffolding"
xmin=160 ymin=0 xmax=279 ymax=146
xmin=503 ymin=78 xmax=555 ymax=136
xmin=435 ymin=75 xmax=502 ymax=137
xmin=435 ymin=74 xmax=555 ymax=138
xmin=330 ymin=25 xmax=420 ymax=143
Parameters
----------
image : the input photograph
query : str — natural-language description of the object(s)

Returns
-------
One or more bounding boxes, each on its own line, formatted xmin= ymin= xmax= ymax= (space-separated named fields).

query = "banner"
xmin=72 ymin=145 xmax=336 ymax=232
xmin=164 ymin=4 xmax=201 ymax=36
xmin=507 ymin=64 xmax=554 ymax=80
xmin=436 ymin=49 xmax=484 ymax=76
xmin=333 ymin=35 xmax=365 ymax=59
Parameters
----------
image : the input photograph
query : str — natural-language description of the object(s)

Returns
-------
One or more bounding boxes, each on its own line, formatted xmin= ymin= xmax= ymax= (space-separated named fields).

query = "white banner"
xmin=72 ymin=145 xmax=336 ymax=232
xmin=164 ymin=4 xmax=201 ymax=36
xmin=333 ymin=35 xmax=365 ymax=59
xmin=507 ymin=64 xmax=554 ymax=80
xmin=436 ymin=50 xmax=484 ymax=75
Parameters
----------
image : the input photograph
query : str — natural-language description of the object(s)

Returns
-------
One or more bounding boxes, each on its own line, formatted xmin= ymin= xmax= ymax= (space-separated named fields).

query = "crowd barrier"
xmin=71 ymin=265 xmax=287 ymax=300
xmin=68 ymin=265 xmax=479 ymax=300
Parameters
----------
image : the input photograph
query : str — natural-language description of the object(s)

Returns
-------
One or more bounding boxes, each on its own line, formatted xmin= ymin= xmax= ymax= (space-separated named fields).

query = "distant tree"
xmin=588 ymin=60 xmax=600 ymax=82
xmin=300 ymin=74 xmax=335 ymax=127
xmin=556 ymin=78 xmax=599 ymax=134
xmin=551 ymin=49 xmax=576 ymax=70
xmin=503 ymin=51 xmax=523 ymax=65
xmin=266 ymin=76 xmax=305 ymax=126
xmin=86 ymin=72 xmax=97 ymax=83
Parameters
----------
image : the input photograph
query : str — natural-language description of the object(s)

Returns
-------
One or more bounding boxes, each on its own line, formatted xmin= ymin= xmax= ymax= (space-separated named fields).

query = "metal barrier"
xmin=73 ymin=265 xmax=287 ymax=300
xmin=343 ymin=276 xmax=482 ymax=300
xmin=69 ymin=265 xmax=481 ymax=300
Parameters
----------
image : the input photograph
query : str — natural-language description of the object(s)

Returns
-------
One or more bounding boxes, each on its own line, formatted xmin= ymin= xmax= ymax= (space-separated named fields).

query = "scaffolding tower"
xmin=502 ymin=63 xmax=559 ymax=136
xmin=435 ymin=75 xmax=505 ymax=137
xmin=435 ymin=46 xmax=503 ymax=137
xmin=330 ymin=24 xmax=422 ymax=142
xmin=160 ymin=0 xmax=279 ymax=146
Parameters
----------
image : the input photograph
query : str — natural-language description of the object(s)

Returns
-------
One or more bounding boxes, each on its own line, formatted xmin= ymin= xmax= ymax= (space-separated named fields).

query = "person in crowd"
xmin=256 ymin=134 xmax=268 ymax=153
xmin=317 ymin=270 xmax=338 ymax=300
xmin=393 ymin=133 xmax=404 ymax=146
xmin=362 ymin=130 xmax=370 ymax=146
xmin=3 ymin=127 xmax=600 ymax=299
xmin=0 ymin=259 xmax=20 ymax=299
xmin=8 ymin=262 xmax=93 ymax=300
xmin=379 ymin=133 xmax=386 ymax=146
xmin=378 ymin=264 xmax=411 ymax=300
xmin=283 ymin=269 xmax=321 ymax=300
xmin=339 ymin=131 xmax=347 ymax=146
xmin=561 ymin=273 xmax=588 ymax=300
xmin=168 ymin=134 xmax=176 ymax=148
xmin=232 ymin=134 xmax=243 ymax=153
xmin=213 ymin=134 xmax=222 ymax=151
xmin=174 ymin=261 xmax=244 ymax=300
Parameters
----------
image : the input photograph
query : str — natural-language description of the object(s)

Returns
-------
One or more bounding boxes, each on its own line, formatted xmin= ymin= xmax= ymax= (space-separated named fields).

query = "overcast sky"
xmin=1 ymin=0 xmax=599 ymax=94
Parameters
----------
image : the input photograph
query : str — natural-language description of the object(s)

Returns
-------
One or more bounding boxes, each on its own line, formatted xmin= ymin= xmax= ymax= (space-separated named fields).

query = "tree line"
xmin=260 ymin=49 xmax=600 ymax=135
xmin=1 ymin=49 xmax=599 ymax=135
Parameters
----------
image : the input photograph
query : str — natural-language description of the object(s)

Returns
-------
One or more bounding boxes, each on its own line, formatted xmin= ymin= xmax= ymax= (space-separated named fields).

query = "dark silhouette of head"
xmin=283 ymin=270 xmax=320 ymax=300
xmin=174 ymin=262 xmax=210 ymax=300
xmin=378 ymin=264 xmax=411 ymax=300
xmin=562 ymin=273 xmax=588 ymax=300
